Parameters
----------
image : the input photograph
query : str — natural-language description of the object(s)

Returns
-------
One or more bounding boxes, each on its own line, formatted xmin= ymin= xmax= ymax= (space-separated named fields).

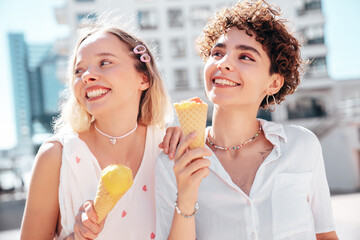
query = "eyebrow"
xmin=213 ymin=42 xmax=261 ymax=57
xmin=75 ymin=52 xmax=118 ymax=65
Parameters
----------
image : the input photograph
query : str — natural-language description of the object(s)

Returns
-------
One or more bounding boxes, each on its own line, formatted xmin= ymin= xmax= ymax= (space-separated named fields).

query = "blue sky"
xmin=0 ymin=0 xmax=360 ymax=150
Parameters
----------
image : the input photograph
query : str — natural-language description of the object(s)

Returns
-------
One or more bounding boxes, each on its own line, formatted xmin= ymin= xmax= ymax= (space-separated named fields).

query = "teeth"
xmin=214 ymin=78 xmax=238 ymax=86
xmin=86 ymin=89 xmax=109 ymax=98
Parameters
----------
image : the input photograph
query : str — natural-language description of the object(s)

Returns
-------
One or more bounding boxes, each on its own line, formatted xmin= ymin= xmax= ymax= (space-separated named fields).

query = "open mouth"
xmin=86 ymin=88 xmax=110 ymax=99
xmin=212 ymin=78 xmax=240 ymax=87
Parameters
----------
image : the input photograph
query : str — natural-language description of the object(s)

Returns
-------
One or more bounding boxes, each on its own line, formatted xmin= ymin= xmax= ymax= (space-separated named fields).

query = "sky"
xmin=0 ymin=0 xmax=359 ymax=150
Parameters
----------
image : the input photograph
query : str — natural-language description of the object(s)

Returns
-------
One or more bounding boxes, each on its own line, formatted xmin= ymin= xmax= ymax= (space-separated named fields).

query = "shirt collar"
xmin=258 ymin=118 xmax=287 ymax=159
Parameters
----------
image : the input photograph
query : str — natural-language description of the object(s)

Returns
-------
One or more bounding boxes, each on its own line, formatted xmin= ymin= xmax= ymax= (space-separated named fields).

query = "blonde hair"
xmin=54 ymin=16 xmax=172 ymax=133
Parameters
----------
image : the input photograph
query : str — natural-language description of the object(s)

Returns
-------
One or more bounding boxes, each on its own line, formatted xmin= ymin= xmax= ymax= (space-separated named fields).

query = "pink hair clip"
xmin=133 ymin=45 xmax=151 ymax=63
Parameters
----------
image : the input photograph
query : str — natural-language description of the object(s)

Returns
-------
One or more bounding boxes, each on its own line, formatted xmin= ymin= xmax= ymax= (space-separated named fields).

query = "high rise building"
xmin=8 ymin=33 xmax=33 ymax=156
xmin=8 ymin=34 xmax=65 ymax=152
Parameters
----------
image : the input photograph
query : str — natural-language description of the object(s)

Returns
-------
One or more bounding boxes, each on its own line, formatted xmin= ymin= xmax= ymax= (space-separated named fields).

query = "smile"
xmin=213 ymin=78 xmax=240 ymax=87
xmin=86 ymin=88 xmax=110 ymax=99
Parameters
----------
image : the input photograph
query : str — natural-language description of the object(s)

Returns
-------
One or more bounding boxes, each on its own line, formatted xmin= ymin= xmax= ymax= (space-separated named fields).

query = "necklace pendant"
xmin=110 ymin=138 xmax=117 ymax=145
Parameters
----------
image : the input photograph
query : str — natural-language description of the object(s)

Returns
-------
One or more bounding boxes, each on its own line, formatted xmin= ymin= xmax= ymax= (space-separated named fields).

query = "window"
xmin=168 ymin=9 xmax=183 ymax=28
xmin=300 ymin=25 xmax=324 ymax=45
xmin=308 ymin=56 xmax=327 ymax=74
xmin=174 ymin=69 xmax=188 ymax=90
xmin=305 ymin=0 xmax=322 ymax=11
xmin=287 ymin=97 xmax=326 ymax=119
xmin=137 ymin=10 xmax=158 ymax=30
xmin=170 ymin=38 xmax=186 ymax=58
xmin=191 ymin=6 xmax=210 ymax=27
xmin=77 ymin=13 xmax=97 ymax=23
xmin=297 ymin=0 xmax=322 ymax=15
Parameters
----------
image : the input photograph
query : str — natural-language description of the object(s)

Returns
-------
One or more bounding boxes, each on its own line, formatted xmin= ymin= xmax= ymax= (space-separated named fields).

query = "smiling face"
xmin=204 ymin=27 xmax=283 ymax=109
xmin=73 ymin=31 xmax=148 ymax=118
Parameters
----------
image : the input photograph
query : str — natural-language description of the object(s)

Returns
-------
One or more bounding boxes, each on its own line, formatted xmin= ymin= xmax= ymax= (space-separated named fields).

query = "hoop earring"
xmin=266 ymin=94 xmax=276 ymax=112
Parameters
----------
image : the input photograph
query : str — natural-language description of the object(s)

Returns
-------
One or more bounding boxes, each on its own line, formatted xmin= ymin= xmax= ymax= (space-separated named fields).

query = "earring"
xmin=266 ymin=94 xmax=276 ymax=112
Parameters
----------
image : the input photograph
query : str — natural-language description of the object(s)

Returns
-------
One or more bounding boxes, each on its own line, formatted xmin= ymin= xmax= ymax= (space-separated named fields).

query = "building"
xmin=53 ymin=0 xmax=360 ymax=192
xmin=8 ymin=33 xmax=64 ymax=153
xmin=8 ymin=34 xmax=33 ymax=156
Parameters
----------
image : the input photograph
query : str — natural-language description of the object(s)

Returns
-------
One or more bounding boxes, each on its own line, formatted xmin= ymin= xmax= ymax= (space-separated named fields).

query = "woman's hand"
xmin=159 ymin=127 xmax=183 ymax=159
xmin=73 ymin=200 xmax=105 ymax=240
xmin=172 ymin=132 xmax=212 ymax=213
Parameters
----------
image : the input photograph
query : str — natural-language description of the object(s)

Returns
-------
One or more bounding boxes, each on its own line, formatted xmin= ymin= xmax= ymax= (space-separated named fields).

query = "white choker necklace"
xmin=94 ymin=123 xmax=138 ymax=145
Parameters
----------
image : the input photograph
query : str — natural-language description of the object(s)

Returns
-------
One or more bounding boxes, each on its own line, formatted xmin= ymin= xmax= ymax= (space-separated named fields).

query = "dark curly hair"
xmin=196 ymin=0 xmax=303 ymax=109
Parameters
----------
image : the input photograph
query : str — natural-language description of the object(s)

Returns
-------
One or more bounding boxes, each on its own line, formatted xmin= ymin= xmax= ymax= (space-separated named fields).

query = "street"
xmin=0 ymin=193 xmax=359 ymax=239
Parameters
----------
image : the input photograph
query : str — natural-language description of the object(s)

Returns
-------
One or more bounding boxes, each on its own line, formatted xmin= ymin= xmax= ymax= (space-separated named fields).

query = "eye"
xmin=211 ymin=50 xmax=224 ymax=58
xmin=74 ymin=68 xmax=84 ymax=75
xmin=239 ymin=54 xmax=255 ymax=61
xmin=100 ymin=60 xmax=112 ymax=66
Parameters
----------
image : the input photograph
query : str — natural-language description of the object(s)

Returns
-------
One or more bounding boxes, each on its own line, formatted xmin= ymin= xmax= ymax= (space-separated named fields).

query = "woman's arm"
xmin=167 ymin=133 xmax=211 ymax=240
xmin=316 ymin=231 xmax=339 ymax=240
xmin=20 ymin=141 xmax=62 ymax=240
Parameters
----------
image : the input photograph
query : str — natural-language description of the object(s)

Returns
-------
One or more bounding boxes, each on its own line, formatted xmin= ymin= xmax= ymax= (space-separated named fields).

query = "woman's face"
xmin=204 ymin=27 xmax=282 ymax=109
xmin=73 ymin=32 xmax=148 ymax=117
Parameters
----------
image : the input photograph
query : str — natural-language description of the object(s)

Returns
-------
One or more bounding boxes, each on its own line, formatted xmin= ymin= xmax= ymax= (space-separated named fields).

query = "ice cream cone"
xmin=94 ymin=164 xmax=133 ymax=223
xmin=174 ymin=97 xmax=208 ymax=149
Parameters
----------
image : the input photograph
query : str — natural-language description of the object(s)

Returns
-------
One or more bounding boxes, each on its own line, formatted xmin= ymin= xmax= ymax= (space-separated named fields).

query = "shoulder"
xmin=34 ymin=141 xmax=63 ymax=172
xmin=282 ymin=124 xmax=322 ymax=154
xmin=283 ymin=124 xmax=319 ymax=143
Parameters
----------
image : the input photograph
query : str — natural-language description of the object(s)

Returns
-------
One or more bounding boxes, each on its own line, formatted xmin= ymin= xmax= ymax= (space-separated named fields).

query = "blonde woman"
xmin=156 ymin=1 xmax=338 ymax=239
xmin=20 ymin=17 xmax=174 ymax=239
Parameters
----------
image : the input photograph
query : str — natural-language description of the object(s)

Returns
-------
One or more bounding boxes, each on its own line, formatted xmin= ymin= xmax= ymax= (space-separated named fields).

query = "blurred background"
xmin=0 ymin=0 xmax=359 ymax=239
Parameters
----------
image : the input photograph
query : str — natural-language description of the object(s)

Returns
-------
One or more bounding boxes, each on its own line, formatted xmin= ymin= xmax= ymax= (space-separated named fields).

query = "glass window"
xmin=170 ymin=38 xmax=186 ymax=58
xmin=77 ymin=13 xmax=97 ymax=23
xmin=299 ymin=25 xmax=324 ymax=45
xmin=308 ymin=56 xmax=327 ymax=74
xmin=305 ymin=0 xmax=322 ymax=11
xmin=174 ymin=69 xmax=188 ymax=90
xmin=168 ymin=9 xmax=183 ymax=28
xmin=137 ymin=10 xmax=158 ymax=30
xmin=287 ymin=97 xmax=326 ymax=119
xmin=191 ymin=6 xmax=210 ymax=27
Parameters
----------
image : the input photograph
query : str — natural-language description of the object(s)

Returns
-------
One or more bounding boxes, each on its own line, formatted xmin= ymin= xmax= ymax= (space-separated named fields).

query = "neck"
xmin=210 ymin=105 xmax=260 ymax=147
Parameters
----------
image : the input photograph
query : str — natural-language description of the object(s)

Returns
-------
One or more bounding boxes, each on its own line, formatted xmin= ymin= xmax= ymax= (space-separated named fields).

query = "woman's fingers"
xmin=74 ymin=201 xmax=100 ymax=239
xmin=168 ymin=128 xmax=183 ymax=159
xmin=173 ymin=132 xmax=197 ymax=161
xmin=177 ymin=158 xmax=210 ymax=183
xmin=174 ymin=147 xmax=212 ymax=172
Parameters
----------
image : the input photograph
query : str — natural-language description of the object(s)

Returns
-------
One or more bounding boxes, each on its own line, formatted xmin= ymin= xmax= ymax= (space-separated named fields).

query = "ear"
xmin=139 ymin=74 xmax=150 ymax=91
xmin=267 ymin=73 xmax=284 ymax=95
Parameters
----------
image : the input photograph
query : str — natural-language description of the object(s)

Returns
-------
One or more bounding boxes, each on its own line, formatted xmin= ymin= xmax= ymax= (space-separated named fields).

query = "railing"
xmin=310 ymin=98 xmax=360 ymax=138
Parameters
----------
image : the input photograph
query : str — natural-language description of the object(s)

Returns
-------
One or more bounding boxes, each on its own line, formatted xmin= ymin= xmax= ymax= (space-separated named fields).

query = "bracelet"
xmin=174 ymin=198 xmax=199 ymax=218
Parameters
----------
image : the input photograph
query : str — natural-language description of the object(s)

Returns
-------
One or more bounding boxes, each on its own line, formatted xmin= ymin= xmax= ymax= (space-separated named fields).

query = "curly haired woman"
xmin=155 ymin=1 xmax=338 ymax=239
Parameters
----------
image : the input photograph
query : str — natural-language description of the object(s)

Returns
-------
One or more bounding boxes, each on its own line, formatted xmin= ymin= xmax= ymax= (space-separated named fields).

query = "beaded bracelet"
xmin=174 ymin=199 xmax=199 ymax=218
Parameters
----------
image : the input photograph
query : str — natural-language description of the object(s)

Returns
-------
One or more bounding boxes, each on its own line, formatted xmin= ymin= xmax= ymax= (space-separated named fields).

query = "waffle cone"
xmin=174 ymin=97 xmax=208 ymax=149
xmin=93 ymin=164 xmax=133 ymax=224
xmin=94 ymin=180 xmax=123 ymax=223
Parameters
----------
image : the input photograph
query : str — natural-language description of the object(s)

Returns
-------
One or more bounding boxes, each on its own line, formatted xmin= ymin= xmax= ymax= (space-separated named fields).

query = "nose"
xmin=82 ymin=68 xmax=99 ymax=84
xmin=217 ymin=56 xmax=234 ymax=72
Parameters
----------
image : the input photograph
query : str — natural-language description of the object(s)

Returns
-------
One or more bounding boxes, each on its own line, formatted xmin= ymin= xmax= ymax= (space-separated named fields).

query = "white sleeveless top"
xmin=48 ymin=125 xmax=165 ymax=240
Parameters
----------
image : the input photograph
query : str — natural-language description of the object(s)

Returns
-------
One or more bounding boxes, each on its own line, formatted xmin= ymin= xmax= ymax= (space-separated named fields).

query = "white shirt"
xmin=48 ymin=125 xmax=164 ymax=240
xmin=155 ymin=119 xmax=336 ymax=240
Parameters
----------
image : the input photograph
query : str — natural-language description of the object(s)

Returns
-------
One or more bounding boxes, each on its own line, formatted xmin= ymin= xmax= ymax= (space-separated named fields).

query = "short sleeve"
xmin=307 ymin=136 xmax=336 ymax=234
xmin=155 ymin=153 xmax=178 ymax=240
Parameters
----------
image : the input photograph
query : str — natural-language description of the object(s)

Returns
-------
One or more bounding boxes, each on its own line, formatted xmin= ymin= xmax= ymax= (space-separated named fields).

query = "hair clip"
xmin=133 ymin=45 xmax=151 ymax=63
